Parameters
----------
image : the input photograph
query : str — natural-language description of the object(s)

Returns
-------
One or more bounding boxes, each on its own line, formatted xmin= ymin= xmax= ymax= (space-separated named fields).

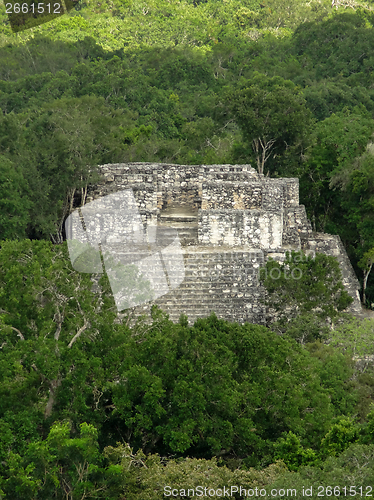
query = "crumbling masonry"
xmin=86 ymin=163 xmax=361 ymax=324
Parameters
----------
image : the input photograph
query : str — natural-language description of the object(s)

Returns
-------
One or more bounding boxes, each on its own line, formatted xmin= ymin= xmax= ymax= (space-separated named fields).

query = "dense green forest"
xmin=1 ymin=0 xmax=374 ymax=498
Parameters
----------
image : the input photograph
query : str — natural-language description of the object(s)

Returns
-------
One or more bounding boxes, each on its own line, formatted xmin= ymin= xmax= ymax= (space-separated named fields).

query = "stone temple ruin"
xmin=84 ymin=163 xmax=361 ymax=324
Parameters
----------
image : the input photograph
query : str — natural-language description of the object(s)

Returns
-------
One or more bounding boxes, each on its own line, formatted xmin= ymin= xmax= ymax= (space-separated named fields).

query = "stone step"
xmin=160 ymin=299 xmax=255 ymax=306
xmin=154 ymin=223 xmax=198 ymax=246
xmin=202 ymin=173 xmax=259 ymax=182
xmin=157 ymin=295 xmax=255 ymax=303
xmin=176 ymin=228 xmax=198 ymax=235
xmin=160 ymin=215 xmax=197 ymax=223
xmin=157 ymin=221 xmax=198 ymax=229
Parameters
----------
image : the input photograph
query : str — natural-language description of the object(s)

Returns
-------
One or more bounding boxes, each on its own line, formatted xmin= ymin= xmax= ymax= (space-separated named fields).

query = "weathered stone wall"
xmin=84 ymin=162 xmax=361 ymax=324
xmin=261 ymin=178 xmax=299 ymax=209
xmin=89 ymin=162 xmax=299 ymax=213
xmin=88 ymin=162 xmax=258 ymax=211
xmin=282 ymin=206 xmax=313 ymax=249
xmin=202 ymin=182 xmax=262 ymax=210
xmin=198 ymin=210 xmax=283 ymax=249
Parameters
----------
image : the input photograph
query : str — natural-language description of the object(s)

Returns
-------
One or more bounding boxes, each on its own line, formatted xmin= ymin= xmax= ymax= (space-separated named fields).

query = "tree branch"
xmin=54 ymin=306 xmax=63 ymax=341
xmin=6 ymin=326 xmax=25 ymax=340
xmin=68 ymin=302 xmax=89 ymax=348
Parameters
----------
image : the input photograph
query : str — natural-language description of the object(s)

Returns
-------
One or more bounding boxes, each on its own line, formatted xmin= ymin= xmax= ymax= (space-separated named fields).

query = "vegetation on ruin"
xmin=2 ymin=0 xmax=374 ymax=497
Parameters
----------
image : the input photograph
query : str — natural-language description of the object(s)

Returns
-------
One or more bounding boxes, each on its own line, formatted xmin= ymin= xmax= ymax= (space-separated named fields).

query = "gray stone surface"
xmin=84 ymin=162 xmax=361 ymax=324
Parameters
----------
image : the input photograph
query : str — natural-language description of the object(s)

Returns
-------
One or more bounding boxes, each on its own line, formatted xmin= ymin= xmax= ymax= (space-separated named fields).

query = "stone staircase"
xmin=154 ymin=248 xmax=266 ymax=325
xmin=158 ymin=215 xmax=198 ymax=246
xmin=158 ymin=205 xmax=198 ymax=247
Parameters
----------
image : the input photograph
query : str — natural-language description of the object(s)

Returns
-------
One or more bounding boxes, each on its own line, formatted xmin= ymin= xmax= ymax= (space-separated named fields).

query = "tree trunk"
xmin=252 ymin=137 xmax=276 ymax=175
xmin=363 ymin=263 xmax=373 ymax=304
xmin=44 ymin=378 xmax=62 ymax=418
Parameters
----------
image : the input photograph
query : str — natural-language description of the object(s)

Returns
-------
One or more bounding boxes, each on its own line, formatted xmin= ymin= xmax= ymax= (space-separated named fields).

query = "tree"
xmin=0 ymin=155 xmax=30 ymax=240
xmin=0 ymin=422 xmax=125 ymax=500
xmin=303 ymin=81 xmax=374 ymax=122
xmin=330 ymin=142 xmax=374 ymax=303
xmin=0 ymin=95 xmax=135 ymax=242
xmin=22 ymin=96 xmax=130 ymax=241
xmin=359 ymin=248 xmax=374 ymax=304
xmin=300 ymin=109 xmax=374 ymax=233
xmin=328 ymin=317 xmax=374 ymax=365
xmin=0 ymin=239 xmax=117 ymax=423
xmin=268 ymin=443 xmax=374 ymax=498
xmin=225 ymin=73 xmax=313 ymax=174
xmin=106 ymin=312 xmax=335 ymax=462
xmin=0 ymin=427 xmax=288 ymax=499
xmin=0 ymin=239 xmax=365 ymax=473
xmin=292 ymin=12 xmax=374 ymax=84
xmin=306 ymin=341 xmax=358 ymax=417
xmin=260 ymin=251 xmax=353 ymax=335
xmin=320 ymin=417 xmax=360 ymax=458
xmin=273 ymin=431 xmax=318 ymax=471
xmin=360 ymin=403 xmax=374 ymax=444
xmin=103 ymin=441 xmax=288 ymax=499
xmin=257 ymin=0 xmax=330 ymax=30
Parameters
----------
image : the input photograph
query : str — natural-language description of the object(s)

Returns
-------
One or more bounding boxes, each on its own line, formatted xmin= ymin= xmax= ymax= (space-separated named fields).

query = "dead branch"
xmin=8 ymin=326 xmax=25 ymax=340
xmin=68 ymin=302 xmax=89 ymax=348
xmin=253 ymin=137 xmax=276 ymax=174
xmin=68 ymin=317 xmax=89 ymax=348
